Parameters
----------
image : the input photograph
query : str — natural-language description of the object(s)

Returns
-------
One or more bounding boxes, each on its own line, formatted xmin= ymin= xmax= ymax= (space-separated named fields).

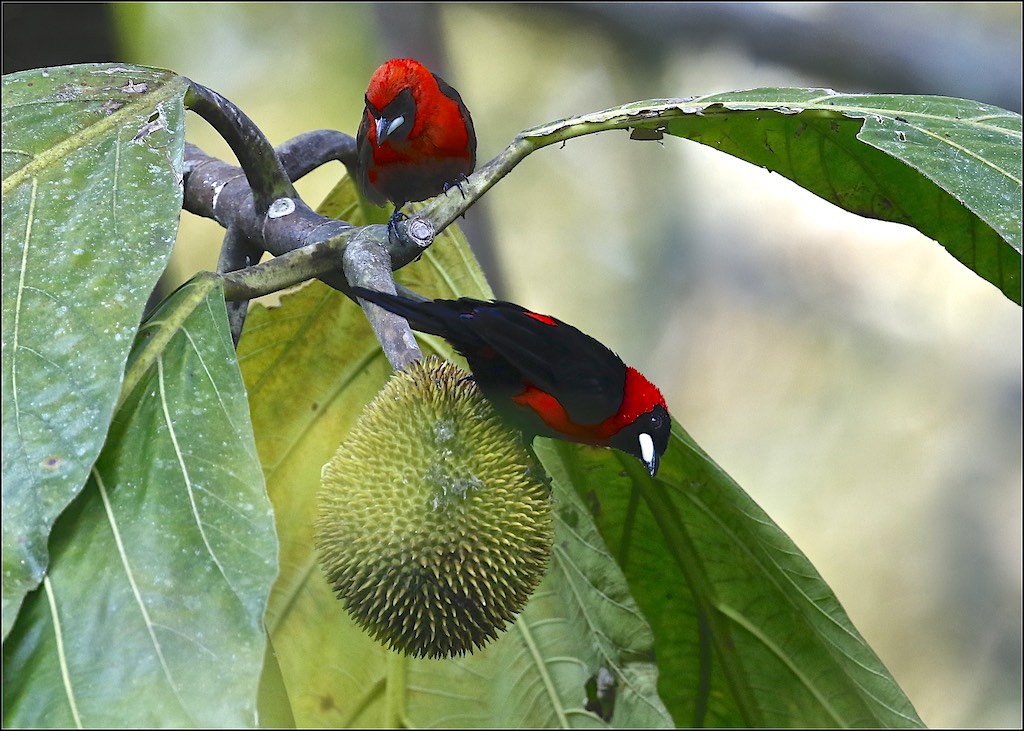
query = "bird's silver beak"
xmin=639 ymin=432 xmax=658 ymax=477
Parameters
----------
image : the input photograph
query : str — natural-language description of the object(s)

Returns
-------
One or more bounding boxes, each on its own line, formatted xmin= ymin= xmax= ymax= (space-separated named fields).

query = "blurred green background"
xmin=5 ymin=3 xmax=1020 ymax=727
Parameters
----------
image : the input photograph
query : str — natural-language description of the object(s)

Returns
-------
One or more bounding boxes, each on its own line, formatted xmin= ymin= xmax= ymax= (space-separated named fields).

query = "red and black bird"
xmin=356 ymin=58 xmax=477 ymax=222
xmin=351 ymin=287 xmax=672 ymax=476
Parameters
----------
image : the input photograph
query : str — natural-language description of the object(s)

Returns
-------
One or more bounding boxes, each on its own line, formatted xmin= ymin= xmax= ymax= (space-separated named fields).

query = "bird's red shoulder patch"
xmin=523 ymin=312 xmax=557 ymax=327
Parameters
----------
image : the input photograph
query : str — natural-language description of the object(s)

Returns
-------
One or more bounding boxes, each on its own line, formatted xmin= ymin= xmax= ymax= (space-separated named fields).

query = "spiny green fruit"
xmin=314 ymin=357 xmax=553 ymax=658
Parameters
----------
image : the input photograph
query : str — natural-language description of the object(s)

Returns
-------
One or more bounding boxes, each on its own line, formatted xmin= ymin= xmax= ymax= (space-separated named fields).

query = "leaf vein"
xmin=95 ymin=466 xmax=187 ymax=711
xmin=43 ymin=575 xmax=83 ymax=729
xmin=515 ymin=614 xmax=569 ymax=727
xmin=10 ymin=177 xmax=38 ymax=451
xmin=157 ymin=355 xmax=233 ymax=591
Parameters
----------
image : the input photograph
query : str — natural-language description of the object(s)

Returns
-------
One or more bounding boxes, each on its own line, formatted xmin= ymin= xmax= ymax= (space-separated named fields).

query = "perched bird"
xmin=351 ymin=287 xmax=672 ymax=476
xmin=356 ymin=58 xmax=477 ymax=223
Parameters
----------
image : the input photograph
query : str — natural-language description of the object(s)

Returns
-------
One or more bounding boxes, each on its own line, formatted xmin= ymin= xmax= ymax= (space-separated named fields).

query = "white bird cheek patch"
xmin=639 ymin=432 xmax=655 ymax=465
xmin=386 ymin=115 xmax=406 ymax=137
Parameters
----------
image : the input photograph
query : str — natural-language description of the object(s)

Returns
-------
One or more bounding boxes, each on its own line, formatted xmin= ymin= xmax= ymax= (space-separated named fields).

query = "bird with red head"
xmin=356 ymin=58 xmax=477 ymax=224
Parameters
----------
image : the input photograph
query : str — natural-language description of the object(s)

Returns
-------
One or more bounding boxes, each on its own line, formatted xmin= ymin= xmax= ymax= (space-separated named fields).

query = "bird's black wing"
xmin=469 ymin=302 xmax=627 ymax=426
xmin=351 ymin=288 xmax=627 ymax=425
xmin=432 ymin=73 xmax=477 ymax=171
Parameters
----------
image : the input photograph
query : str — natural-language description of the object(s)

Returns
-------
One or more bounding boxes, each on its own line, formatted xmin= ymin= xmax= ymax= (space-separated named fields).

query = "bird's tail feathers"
xmin=350 ymin=286 xmax=450 ymax=336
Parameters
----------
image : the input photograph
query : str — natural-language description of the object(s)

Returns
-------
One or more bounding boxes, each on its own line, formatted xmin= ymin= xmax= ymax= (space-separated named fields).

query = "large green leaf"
xmin=2 ymin=276 xmax=277 ymax=727
xmin=241 ymin=180 xmax=672 ymax=727
xmin=543 ymin=431 xmax=924 ymax=727
xmin=1 ymin=63 xmax=188 ymax=636
xmin=523 ymin=90 xmax=1021 ymax=304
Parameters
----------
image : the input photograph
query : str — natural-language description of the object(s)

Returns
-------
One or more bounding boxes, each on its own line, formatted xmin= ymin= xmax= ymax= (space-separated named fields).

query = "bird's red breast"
xmin=511 ymin=367 xmax=666 ymax=448
xmin=357 ymin=58 xmax=477 ymax=210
